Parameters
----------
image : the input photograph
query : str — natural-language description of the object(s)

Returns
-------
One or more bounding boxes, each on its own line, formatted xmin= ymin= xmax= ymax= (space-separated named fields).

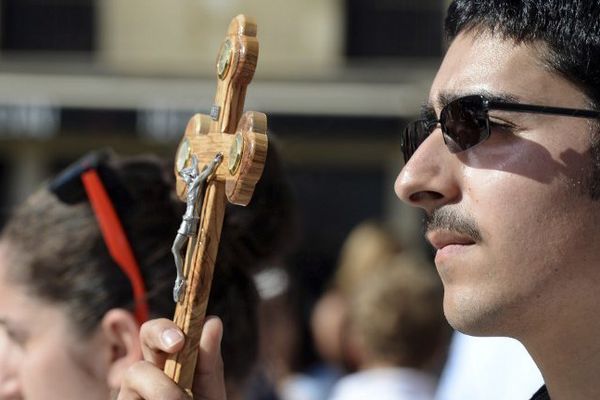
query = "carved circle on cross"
xmin=175 ymin=138 xmax=191 ymax=173
xmin=216 ymin=39 xmax=233 ymax=80
xmin=228 ymin=132 xmax=244 ymax=175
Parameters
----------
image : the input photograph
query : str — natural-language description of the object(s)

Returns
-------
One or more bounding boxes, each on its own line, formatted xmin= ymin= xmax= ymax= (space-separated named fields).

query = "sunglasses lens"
xmin=401 ymin=121 xmax=431 ymax=163
xmin=441 ymin=96 xmax=489 ymax=153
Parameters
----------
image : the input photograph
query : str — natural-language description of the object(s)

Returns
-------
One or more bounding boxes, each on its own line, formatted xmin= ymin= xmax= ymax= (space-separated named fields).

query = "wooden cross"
xmin=163 ymin=15 xmax=268 ymax=397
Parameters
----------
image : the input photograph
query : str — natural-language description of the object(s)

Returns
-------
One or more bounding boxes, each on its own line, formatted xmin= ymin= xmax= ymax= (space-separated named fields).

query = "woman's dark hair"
xmin=1 ymin=144 xmax=296 ymax=385
xmin=2 ymin=153 xmax=180 ymax=331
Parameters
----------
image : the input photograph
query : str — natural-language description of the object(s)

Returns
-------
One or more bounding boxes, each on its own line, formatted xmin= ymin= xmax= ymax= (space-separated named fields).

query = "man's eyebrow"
xmin=434 ymin=90 xmax=522 ymax=110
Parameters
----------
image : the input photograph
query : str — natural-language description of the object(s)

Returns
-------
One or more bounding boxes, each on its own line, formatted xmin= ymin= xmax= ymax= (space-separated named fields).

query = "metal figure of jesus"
xmin=171 ymin=153 xmax=223 ymax=302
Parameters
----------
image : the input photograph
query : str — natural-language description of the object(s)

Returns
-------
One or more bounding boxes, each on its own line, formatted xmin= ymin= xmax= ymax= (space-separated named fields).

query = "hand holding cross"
xmin=164 ymin=15 xmax=268 ymax=397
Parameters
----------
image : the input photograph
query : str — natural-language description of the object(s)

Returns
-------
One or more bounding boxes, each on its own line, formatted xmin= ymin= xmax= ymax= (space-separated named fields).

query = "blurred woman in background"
xmin=0 ymin=146 xmax=296 ymax=400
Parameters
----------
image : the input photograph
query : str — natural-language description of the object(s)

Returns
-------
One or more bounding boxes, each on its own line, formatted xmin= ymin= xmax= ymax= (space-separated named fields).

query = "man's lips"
xmin=426 ymin=230 xmax=476 ymax=250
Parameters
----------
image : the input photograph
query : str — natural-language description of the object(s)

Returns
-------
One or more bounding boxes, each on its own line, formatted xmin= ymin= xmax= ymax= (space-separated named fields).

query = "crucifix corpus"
xmin=164 ymin=14 xmax=268 ymax=397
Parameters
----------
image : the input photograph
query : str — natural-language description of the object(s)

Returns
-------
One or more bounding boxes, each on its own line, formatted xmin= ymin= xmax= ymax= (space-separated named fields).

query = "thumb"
xmin=193 ymin=316 xmax=227 ymax=400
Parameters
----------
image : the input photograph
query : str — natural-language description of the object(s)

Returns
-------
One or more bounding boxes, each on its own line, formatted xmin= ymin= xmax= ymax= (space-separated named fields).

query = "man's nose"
xmin=394 ymin=128 xmax=461 ymax=214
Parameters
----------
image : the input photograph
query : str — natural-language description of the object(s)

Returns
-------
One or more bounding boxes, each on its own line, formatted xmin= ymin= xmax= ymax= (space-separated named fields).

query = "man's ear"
xmin=100 ymin=308 xmax=142 ymax=390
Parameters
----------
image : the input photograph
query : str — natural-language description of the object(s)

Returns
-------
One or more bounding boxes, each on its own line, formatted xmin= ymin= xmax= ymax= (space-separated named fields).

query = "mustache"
xmin=425 ymin=207 xmax=482 ymax=242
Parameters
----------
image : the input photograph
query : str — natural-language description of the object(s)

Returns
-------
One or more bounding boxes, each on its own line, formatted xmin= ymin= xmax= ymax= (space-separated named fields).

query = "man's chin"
xmin=443 ymin=296 xmax=509 ymax=337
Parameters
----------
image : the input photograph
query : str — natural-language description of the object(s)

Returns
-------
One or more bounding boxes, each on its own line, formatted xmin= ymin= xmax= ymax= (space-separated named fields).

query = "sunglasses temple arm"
xmin=489 ymin=102 xmax=600 ymax=119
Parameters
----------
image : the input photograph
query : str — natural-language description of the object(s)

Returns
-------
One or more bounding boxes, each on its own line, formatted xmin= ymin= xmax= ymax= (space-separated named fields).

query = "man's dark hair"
xmin=445 ymin=0 xmax=600 ymax=107
xmin=445 ymin=0 xmax=600 ymax=198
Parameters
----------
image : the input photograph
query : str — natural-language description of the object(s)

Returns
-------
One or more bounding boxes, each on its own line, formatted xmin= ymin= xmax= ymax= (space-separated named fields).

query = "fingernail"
xmin=161 ymin=328 xmax=184 ymax=348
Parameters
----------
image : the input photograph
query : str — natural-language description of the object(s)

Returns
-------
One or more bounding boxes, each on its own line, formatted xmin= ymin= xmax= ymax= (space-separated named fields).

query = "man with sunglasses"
xmin=397 ymin=1 xmax=600 ymax=399
xmin=118 ymin=1 xmax=600 ymax=399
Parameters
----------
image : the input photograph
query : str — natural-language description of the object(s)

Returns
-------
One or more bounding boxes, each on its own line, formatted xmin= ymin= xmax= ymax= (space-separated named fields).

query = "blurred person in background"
xmin=245 ymin=264 xmax=315 ymax=400
xmin=332 ymin=221 xmax=402 ymax=298
xmin=247 ymin=220 xmax=405 ymax=400
xmin=309 ymin=221 xmax=404 ymax=399
xmin=0 ymin=145 xmax=296 ymax=400
xmin=329 ymin=254 xmax=449 ymax=400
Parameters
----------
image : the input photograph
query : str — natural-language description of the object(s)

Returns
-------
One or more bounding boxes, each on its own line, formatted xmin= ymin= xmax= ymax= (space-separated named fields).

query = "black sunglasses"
xmin=401 ymin=94 xmax=600 ymax=163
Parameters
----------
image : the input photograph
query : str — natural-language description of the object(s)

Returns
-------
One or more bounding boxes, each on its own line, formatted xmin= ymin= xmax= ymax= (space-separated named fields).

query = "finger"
xmin=139 ymin=318 xmax=185 ymax=367
xmin=117 ymin=360 xmax=189 ymax=400
xmin=192 ymin=316 xmax=227 ymax=400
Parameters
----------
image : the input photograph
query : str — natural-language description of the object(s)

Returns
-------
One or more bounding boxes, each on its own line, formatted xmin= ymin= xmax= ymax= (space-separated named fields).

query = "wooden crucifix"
xmin=164 ymin=14 xmax=268 ymax=397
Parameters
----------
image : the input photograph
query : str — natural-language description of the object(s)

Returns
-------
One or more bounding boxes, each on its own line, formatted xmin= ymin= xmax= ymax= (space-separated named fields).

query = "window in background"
xmin=1 ymin=0 xmax=96 ymax=52
xmin=345 ymin=0 xmax=444 ymax=58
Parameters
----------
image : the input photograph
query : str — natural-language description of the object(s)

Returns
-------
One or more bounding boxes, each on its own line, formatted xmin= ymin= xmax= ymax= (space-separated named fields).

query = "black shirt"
xmin=530 ymin=385 xmax=550 ymax=400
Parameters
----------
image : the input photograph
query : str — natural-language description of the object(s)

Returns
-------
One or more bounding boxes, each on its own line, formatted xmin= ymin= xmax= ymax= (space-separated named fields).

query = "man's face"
xmin=395 ymin=30 xmax=600 ymax=339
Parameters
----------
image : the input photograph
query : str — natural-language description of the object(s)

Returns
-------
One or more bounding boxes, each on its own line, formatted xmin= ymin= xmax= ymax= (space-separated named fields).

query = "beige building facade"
xmin=99 ymin=0 xmax=344 ymax=77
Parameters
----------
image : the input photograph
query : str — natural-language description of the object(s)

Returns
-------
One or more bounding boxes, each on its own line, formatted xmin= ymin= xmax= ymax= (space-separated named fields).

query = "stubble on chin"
xmin=441 ymin=286 xmax=525 ymax=337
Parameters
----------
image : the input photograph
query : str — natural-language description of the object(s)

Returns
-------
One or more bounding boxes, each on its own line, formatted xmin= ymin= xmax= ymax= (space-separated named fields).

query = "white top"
xmin=279 ymin=365 xmax=342 ymax=400
xmin=435 ymin=333 xmax=544 ymax=400
xmin=328 ymin=367 xmax=436 ymax=400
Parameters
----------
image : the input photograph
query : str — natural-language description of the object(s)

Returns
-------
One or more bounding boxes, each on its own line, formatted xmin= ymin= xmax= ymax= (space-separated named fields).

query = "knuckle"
xmin=126 ymin=360 xmax=148 ymax=377
xmin=141 ymin=319 xmax=173 ymax=339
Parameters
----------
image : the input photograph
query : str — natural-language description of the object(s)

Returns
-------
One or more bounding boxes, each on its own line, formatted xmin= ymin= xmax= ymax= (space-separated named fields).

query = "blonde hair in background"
xmin=334 ymin=220 xmax=401 ymax=296
xmin=348 ymin=254 xmax=446 ymax=368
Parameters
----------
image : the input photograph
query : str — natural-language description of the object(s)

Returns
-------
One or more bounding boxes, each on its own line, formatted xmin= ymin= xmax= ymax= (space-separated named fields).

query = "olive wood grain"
xmin=164 ymin=14 xmax=268 ymax=397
